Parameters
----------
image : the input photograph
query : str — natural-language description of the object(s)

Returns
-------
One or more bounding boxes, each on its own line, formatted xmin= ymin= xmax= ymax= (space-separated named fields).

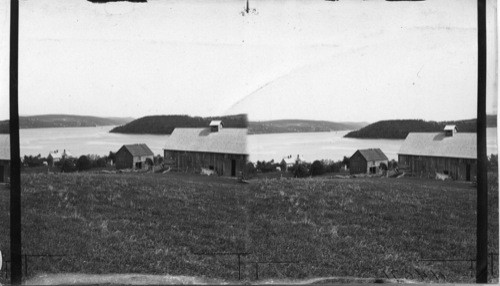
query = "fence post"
xmin=24 ymin=255 xmax=27 ymax=278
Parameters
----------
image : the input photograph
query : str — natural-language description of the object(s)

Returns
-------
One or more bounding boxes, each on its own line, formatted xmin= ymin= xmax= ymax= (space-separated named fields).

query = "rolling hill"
xmin=0 ymin=115 xmax=134 ymax=133
xmin=344 ymin=115 xmax=497 ymax=139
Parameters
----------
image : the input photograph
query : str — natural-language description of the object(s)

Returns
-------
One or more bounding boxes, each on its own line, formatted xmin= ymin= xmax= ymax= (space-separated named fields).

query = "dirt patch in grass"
xmin=0 ymin=172 xmax=497 ymax=283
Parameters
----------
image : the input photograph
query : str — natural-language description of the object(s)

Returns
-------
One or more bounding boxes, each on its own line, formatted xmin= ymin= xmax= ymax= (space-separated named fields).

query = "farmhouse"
xmin=280 ymin=154 xmax=304 ymax=171
xmin=163 ymin=120 xmax=248 ymax=176
xmin=47 ymin=149 xmax=73 ymax=167
xmin=398 ymin=125 xmax=476 ymax=181
xmin=0 ymin=135 xmax=10 ymax=183
xmin=349 ymin=148 xmax=389 ymax=175
xmin=115 ymin=144 xmax=155 ymax=170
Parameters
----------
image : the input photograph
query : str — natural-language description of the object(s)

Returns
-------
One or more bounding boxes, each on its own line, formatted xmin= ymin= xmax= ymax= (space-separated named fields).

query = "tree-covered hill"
xmin=109 ymin=114 xmax=248 ymax=134
xmin=344 ymin=115 xmax=497 ymax=139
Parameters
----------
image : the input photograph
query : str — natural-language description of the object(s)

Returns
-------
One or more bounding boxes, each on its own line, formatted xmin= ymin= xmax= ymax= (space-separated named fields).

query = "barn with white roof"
xmin=398 ymin=125 xmax=476 ymax=181
xmin=163 ymin=120 xmax=248 ymax=177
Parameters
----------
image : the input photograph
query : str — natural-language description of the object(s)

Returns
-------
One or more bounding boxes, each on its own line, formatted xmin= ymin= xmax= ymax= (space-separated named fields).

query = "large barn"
xmin=115 ymin=144 xmax=155 ymax=170
xmin=163 ymin=121 xmax=248 ymax=177
xmin=398 ymin=125 xmax=477 ymax=181
xmin=349 ymin=148 xmax=389 ymax=175
xmin=0 ymin=135 xmax=10 ymax=183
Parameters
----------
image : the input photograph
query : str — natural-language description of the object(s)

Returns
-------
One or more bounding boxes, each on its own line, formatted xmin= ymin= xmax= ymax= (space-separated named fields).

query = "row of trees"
xmin=248 ymin=157 xmax=400 ymax=178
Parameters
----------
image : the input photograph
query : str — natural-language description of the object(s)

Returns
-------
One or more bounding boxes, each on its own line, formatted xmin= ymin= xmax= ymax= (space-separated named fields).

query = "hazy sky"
xmin=0 ymin=0 xmax=497 ymax=122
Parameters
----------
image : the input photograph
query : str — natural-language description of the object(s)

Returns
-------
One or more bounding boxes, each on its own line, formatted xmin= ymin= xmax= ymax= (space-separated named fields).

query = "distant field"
xmin=0 ymin=172 xmax=497 ymax=283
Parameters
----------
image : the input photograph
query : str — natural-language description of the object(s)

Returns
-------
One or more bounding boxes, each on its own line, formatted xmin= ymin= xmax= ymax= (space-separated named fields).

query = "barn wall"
xmin=398 ymin=155 xmax=477 ymax=181
xmin=164 ymin=150 xmax=247 ymax=177
xmin=115 ymin=149 xmax=133 ymax=170
xmin=350 ymin=152 xmax=367 ymax=174
xmin=0 ymin=160 xmax=9 ymax=183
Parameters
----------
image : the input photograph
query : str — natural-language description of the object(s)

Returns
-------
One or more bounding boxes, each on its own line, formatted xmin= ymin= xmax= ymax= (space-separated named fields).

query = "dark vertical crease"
xmin=9 ymin=0 xmax=22 ymax=284
xmin=476 ymin=0 xmax=488 ymax=283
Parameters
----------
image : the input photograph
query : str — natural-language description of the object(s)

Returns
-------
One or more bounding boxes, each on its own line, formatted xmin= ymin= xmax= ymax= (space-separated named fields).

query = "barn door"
xmin=231 ymin=160 xmax=236 ymax=177
xmin=466 ymin=164 xmax=471 ymax=181
xmin=0 ymin=165 xmax=4 ymax=182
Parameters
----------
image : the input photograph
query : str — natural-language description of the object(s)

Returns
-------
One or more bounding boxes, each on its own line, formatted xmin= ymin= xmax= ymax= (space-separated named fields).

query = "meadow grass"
xmin=0 ymin=172 xmax=497 ymax=283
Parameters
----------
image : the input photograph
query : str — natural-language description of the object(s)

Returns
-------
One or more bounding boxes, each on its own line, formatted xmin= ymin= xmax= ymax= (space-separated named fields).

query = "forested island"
xmin=109 ymin=114 xmax=248 ymax=134
xmin=0 ymin=115 xmax=133 ymax=134
xmin=344 ymin=115 xmax=497 ymax=139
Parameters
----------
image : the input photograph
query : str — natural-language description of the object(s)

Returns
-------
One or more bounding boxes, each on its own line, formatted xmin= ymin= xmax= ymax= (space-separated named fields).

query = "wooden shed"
xmin=163 ymin=121 xmax=248 ymax=177
xmin=398 ymin=125 xmax=477 ymax=181
xmin=349 ymin=148 xmax=389 ymax=175
xmin=115 ymin=144 xmax=155 ymax=170
xmin=0 ymin=135 xmax=10 ymax=183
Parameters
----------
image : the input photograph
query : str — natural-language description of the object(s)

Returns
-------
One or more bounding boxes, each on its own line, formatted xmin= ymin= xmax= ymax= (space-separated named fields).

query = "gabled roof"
xmin=444 ymin=125 xmax=457 ymax=131
xmin=0 ymin=135 xmax=10 ymax=160
xmin=120 ymin=144 xmax=154 ymax=157
xmin=48 ymin=150 xmax=63 ymax=159
xmin=210 ymin=120 xmax=223 ymax=127
xmin=164 ymin=128 xmax=247 ymax=155
xmin=352 ymin=148 xmax=388 ymax=162
xmin=398 ymin=132 xmax=476 ymax=159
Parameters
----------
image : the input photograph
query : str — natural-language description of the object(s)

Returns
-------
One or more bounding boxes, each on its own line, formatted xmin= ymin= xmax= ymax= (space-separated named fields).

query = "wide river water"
xmin=9 ymin=126 xmax=498 ymax=163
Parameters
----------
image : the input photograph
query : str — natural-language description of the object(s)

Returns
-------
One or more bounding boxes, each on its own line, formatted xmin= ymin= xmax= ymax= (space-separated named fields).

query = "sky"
xmin=0 ymin=0 xmax=497 ymax=123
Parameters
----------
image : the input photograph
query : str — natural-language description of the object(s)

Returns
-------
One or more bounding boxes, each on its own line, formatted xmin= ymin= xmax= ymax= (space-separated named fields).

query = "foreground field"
xmin=0 ymin=172 xmax=497 ymax=283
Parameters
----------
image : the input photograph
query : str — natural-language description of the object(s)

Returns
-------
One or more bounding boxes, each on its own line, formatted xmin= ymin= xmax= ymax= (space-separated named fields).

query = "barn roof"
xmin=398 ymin=132 xmax=476 ymax=159
xmin=121 ymin=144 xmax=154 ymax=157
xmin=164 ymin=128 xmax=247 ymax=155
xmin=210 ymin=120 xmax=223 ymax=126
xmin=0 ymin=135 xmax=10 ymax=160
xmin=353 ymin=148 xmax=389 ymax=162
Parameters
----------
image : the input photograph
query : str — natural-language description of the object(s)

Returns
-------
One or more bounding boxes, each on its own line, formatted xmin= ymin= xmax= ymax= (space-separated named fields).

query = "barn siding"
xmin=350 ymin=151 xmax=388 ymax=175
xmin=398 ymin=155 xmax=477 ymax=181
xmin=0 ymin=160 xmax=9 ymax=183
xmin=164 ymin=150 xmax=247 ymax=177
xmin=115 ymin=148 xmax=133 ymax=170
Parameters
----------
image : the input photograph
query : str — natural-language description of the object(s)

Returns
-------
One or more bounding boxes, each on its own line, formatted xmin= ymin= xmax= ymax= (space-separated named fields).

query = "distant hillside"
xmin=248 ymin=120 xmax=368 ymax=135
xmin=344 ymin=115 xmax=497 ymax=139
xmin=0 ymin=115 xmax=134 ymax=133
xmin=110 ymin=114 xmax=247 ymax=134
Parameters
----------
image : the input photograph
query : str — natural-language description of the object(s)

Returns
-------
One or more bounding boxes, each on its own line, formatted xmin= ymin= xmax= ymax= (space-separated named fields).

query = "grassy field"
xmin=0 ymin=172 xmax=498 ymax=283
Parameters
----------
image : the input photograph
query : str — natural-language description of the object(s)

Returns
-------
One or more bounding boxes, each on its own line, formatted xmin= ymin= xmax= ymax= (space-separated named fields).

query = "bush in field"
xmin=23 ymin=154 xmax=45 ymax=167
xmin=323 ymin=160 xmax=343 ymax=173
xmin=379 ymin=162 xmax=388 ymax=171
xmin=244 ymin=162 xmax=256 ymax=177
xmin=291 ymin=162 xmax=310 ymax=178
xmin=96 ymin=157 xmax=107 ymax=168
xmin=256 ymin=160 xmax=279 ymax=173
xmin=145 ymin=158 xmax=154 ymax=167
xmin=388 ymin=159 xmax=398 ymax=169
xmin=154 ymin=155 xmax=164 ymax=165
xmin=488 ymin=154 xmax=498 ymax=171
xmin=60 ymin=159 xmax=77 ymax=173
xmin=76 ymin=156 xmax=92 ymax=171
xmin=310 ymin=160 xmax=325 ymax=176
xmin=342 ymin=156 xmax=350 ymax=169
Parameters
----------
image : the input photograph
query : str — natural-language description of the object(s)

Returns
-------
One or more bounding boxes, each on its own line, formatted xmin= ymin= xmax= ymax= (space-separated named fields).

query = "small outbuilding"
xmin=398 ymin=125 xmax=476 ymax=181
xmin=115 ymin=144 xmax=155 ymax=170
xmin=0 ymin=135 xmax=10 ymax=183
xmin=349 ymin=148 xmax=389 ymax=175
xmin=163 ymin=120 xmax=248 ymax=177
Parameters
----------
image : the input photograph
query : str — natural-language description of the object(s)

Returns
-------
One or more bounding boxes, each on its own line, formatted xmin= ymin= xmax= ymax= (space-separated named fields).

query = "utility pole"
xmin=476 ymin=0 xmax=488 ymax=283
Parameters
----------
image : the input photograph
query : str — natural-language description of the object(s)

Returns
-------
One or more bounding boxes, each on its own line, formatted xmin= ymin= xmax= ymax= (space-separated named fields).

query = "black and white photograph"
xmin=0 ymin=0 xmax=498 ymax=284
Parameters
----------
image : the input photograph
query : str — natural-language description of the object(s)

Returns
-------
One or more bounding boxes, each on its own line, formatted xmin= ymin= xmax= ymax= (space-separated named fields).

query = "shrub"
xmin=76 ymin=156 xmax=92 ymax=171
xmin=60 ymin=159 xmax=77 ymax=173
xmin=488 ymin=154 xmax=498 ymax=171
xmin=23 ymin=154 xmax=45 ymax=167
xmin=310 ymin=160 xmax=325 ymax=176
xmin=145 ymin=158 xmax=154 ymax=166
xmin=96 ymin=158 xmax=107 ymax=168
xmin=292 ymin=162 xmax=310 ymax=178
